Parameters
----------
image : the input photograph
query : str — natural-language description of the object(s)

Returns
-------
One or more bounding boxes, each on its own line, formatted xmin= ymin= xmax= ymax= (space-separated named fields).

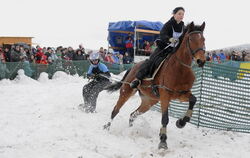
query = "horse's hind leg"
xmin=176 ymin=93 xmax=196 ymax=128
xmin=129 ymin=96 xmax=158 ymax=127
xmin=103 ymin=85 xmax=136 ymax=130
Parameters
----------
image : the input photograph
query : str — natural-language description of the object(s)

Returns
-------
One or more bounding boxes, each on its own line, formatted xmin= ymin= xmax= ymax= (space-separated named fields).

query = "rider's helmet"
xmin=89 ymin=52 xmax=100 ymax=65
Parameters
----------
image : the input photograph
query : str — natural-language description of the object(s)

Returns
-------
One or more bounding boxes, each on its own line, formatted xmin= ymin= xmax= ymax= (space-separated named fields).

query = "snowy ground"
xmin=0 ymin=70 xmax=249 ymax=158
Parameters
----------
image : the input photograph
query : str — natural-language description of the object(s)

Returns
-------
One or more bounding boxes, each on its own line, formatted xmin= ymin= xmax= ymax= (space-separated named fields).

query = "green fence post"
xmin=197 ymin=66 xmax=204 ymax=128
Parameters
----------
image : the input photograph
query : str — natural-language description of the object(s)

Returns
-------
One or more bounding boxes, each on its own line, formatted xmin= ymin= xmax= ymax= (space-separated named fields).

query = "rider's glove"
xmin=169 ymin=38 xmax=179 ymax=44
xmin=87 ymin=74 xmax=95 ymax=79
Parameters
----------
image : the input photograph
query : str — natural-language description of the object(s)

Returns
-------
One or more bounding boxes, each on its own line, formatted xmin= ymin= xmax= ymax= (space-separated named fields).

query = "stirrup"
xmin=130 ymin=79 xmax=141 ymax=88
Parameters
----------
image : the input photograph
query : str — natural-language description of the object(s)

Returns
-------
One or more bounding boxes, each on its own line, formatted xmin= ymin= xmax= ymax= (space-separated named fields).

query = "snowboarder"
xmin=80 ymin=52 xmax=111 ymax=113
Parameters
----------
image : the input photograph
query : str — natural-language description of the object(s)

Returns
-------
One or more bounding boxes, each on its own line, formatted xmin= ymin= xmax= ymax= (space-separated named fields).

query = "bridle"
xmin=186 ymin=31 xmax=206 ymax=56
xmin=176 ymin=31 xmax=206 ymax=68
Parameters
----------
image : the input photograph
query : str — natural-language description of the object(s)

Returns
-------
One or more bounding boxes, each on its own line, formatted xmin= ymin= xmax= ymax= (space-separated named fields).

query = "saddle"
xmin=143 ymin=52 xmax=172 ymax=97
xmin=144 ymin=53 xmax=171 ymax=81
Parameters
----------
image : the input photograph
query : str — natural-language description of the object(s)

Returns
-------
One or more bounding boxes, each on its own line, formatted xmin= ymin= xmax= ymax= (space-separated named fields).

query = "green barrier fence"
xmin=153 ymin=61 xmax=250 ymax=133
xmin=0 ymin=60 xmax=133 ymax=80
xmin=1 ymin=60 xmax=250 ymax=133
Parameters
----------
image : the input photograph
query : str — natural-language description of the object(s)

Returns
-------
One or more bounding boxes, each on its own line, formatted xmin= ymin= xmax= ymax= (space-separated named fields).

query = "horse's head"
xmin=185 ymin=22 xmax=206 ymax=67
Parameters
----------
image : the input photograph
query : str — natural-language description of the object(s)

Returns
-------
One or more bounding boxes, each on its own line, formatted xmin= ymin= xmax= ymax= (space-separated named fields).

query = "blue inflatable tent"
xmin=108 ymin=20 xmax=163 ymax=55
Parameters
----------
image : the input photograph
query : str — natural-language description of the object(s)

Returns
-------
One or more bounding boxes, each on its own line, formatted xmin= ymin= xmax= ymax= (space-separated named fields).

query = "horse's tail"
xmin=105 ymin=69 xmax=131 ymax=93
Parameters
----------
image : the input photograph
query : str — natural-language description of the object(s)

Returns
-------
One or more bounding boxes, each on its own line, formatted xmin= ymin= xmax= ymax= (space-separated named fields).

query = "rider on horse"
xmin=130 ymin=7 xmax=185 ymax=88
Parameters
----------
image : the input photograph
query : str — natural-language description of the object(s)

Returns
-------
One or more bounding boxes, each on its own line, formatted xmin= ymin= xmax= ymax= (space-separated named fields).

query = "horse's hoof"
xmin=176 ymin=119 xmax=186 ymax=128
xmin=103 ymin=122 xmax=111 ymax=130
xmin=158 ymin=142 xmax=168 ymax=150
xmin=129 ymin=122 xmax=133 ymax=127
xmin=129 ymin=119 xmax=133 ymax=127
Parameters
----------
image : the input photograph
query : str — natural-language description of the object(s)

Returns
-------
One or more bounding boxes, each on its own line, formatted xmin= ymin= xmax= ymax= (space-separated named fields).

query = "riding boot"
xmin=130 ymin=79 xmax=141 ymax=88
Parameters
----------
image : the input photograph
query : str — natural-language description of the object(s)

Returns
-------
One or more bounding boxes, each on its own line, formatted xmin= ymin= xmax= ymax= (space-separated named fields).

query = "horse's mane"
xmin=175 ymin=22 xmax=203 ymax=50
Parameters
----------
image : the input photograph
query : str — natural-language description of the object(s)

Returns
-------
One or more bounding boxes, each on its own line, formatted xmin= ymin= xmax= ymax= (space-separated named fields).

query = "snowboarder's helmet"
xmin=89 ymin=52 xmax=100 ymax=65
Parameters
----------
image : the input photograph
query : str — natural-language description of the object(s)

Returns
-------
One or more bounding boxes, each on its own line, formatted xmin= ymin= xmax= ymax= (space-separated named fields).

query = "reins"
xmin=100 ymin=73 xmax=189 ymax=94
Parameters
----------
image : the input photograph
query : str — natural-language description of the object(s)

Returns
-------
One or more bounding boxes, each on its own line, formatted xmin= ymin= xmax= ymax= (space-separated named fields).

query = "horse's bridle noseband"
xmin=186 ymin=31 xmax=206 ymax=56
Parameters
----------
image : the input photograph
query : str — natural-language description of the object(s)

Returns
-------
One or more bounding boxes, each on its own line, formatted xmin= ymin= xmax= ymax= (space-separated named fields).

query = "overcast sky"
xmin=1 ymin=0 xmax=249 ymax=50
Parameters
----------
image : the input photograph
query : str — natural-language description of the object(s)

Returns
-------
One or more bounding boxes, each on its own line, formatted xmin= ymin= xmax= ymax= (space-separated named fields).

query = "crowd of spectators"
xmin=1 ymin=43 xmax=250 ymax=74
xmin=0 ymin=43 xmax=135 ymax=65
xmin=123 ymin=33 xmax=157 ymax=56
xmin=206 ymin=49 xmax=250 ymax=63
xmin=0 ymin=44 xmax=89 ymax=64
xmin=0 ymin=43 xmax=137 ymax=79
xmin=136 ymin=40 xmax=157 ymax=56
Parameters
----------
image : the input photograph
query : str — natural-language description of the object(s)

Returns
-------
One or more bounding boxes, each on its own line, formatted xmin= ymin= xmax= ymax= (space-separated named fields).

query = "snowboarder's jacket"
xmin=87 ymin=63 xmax=110 ymax=81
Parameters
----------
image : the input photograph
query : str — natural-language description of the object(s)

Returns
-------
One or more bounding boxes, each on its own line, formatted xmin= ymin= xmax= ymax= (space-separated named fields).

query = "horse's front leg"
xmin=158 ymin=109 xmax=169 ymax=149
xmin=176 ymin=94 xmax=196 ymax=128
xmin=158 ymin=100 xmax=170 ymax=149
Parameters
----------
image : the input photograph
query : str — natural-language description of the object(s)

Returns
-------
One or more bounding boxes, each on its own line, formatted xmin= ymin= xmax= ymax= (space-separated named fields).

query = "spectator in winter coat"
xmin=45 ymin=47 xmax=52 ymax=59
xmin=104 ymin=52 xmax=115 ymax=64
xmin=150 ymin=41 xmax=157 ymax=53
xmin=61 ymin=48 xmax=70 ymax=60
xmin=11 ymin=45 xmax=23 ymax=62
xmin=0 ymin=48 xmax=5 ymax=62
xmin=66 ymin=47 xmax=75 ymax=60
xmin=206 ymin=52 xmax=211 ymax=61
xmin=98 ymin=47 xmax=105 ymax=61
xmin=242 ymin=51 xmax=247 ymax=61
xmin=35 ymin=48 xmax=48 ymax=64
xmin=218 ymin=50 xmax=226 ymax=61
xmin=55 ymin=46 xmax=63 ymax=59
xmin=144 ymin=41 xmax=152 ymax=55
xmin=23 ymin=47 xmax=33 ymax=63
xmin=19 ymin=46 xmax=27 ymax=61
xmin=3 ymin=47 xmax=11 ymax=62
xmin=212 ymin=52 xmax=218 ymax=61
xmin=73 ymin=49 xmax=86 ymax=60
xmin=125 ymin=36 xmax=134 ymax=58
xmin=50 ymin=48 xmax=58 ymax=62
xmin=112 ymin=52 xmax=120 ymax=64
xmin=123 ymin=52 xmax=133 ymax=64
xmin=79 ymin=44 xmax=85 ymax=53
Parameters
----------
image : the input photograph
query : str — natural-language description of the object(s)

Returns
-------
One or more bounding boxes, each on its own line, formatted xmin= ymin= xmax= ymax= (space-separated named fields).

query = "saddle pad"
xmin=144 ymin=57 xmax=168 ymax=81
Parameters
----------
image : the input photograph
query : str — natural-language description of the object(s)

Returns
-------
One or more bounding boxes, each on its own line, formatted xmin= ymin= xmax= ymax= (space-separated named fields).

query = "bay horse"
xmin=104 ymin=22 xmax=206 ymax=149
